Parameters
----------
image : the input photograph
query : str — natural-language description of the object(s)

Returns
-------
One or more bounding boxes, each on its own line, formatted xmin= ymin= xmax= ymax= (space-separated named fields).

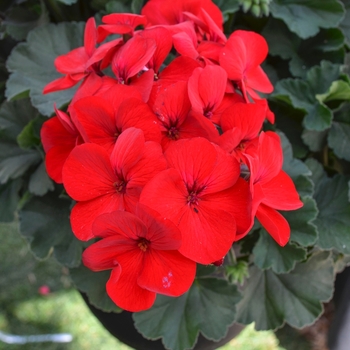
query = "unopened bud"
xmin=251 ymin=4 xmax=261 ymax=17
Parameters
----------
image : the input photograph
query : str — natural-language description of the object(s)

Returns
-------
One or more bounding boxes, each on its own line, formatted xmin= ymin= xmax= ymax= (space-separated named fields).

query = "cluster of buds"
xmin=42 ymin=0 xmax=302 ymax=311
xmin=239 ymin=0 xmax=271 ymax=17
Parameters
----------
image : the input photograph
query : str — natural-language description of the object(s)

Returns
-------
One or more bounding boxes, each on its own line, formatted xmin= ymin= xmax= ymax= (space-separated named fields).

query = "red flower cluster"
xmin=42 ymin=0 xmax=302 ymax=312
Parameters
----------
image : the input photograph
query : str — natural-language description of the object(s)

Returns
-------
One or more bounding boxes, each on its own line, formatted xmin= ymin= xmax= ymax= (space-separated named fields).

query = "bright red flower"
xmin=141 ymin=0 xmax=223 ymax=30
xmin=217 ymin=100 xmax=267 ymax=162
xmin=219 ymin=30 xmax=273 ymax=101
xmin=82 ymin=205 xmax=196 ymax=312
xmin=97 ymin=13 xmax=147 ymax=42
xmin=41 ymin=106 xmax=83 ymax=183
xmin=244 ymin=132 xmax=303 ymax=245
xmin=71 ymin=93 xmax=161 ymax=153
xmin=112 ymin=35 xmax=156 ymax=84
xmin=187 ymin=65 xmax=227 ymax=124
xmin=151 ymin=81 xmax=217 ymax=150
xmin=140 ymin=137 xmax=251 ymax=264
xmin=43 ymin=17 xmax=122 ymax=94
xmin=62 ymin=128 xmax=166 ymax=240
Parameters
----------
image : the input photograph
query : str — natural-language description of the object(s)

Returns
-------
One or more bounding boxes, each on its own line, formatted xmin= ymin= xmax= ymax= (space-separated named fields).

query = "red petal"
xmin=82 ymin=236 xmax=135 ymax=271
xmin=177 ymin=203 xmax=236 ymax=264
xmin=116 ymin=98 xmax=162 ymax=143
xmin=112 ymin=35 xmax=156 ymax=82
xmin=43 ymin=75 xmax=80 ymax=94
xmin=54 ymin=47 xmax=89 ymax=74
xmin=84 ymin=17 xmax=97 ymax=57
xmin=138 ymin=249 xmax=196 ymax=296
xmin=70 ymin=195 xmax=125 ymax=241
xmin=261 ymin=170 xmax=303 ymax=211
xmin=188 ymin=66 xmax=227 ymax=117
xmin=72 ymin=96 xmax=116 ymax=151
xmin=256 ymin=204 xmax=291 ymax=246
xmin=92 ymin=210 xmax=148 ymax=240
xmin=107 ymin=258 xmax=156 ymax=312
xmin=134 ymin=204 xmax=181 ymax=250
xmin=62 ymin=143 xmax=116 ymax=201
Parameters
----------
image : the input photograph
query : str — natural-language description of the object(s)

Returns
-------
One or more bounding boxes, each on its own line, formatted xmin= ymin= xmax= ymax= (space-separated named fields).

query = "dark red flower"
xmin=62 ymin=128 xmax=166 ymax=240
xmin=140 ymin=137 xmax=251 ymax=264
xmin=220 ymin=30 xmax=273 ymax=101
xmin=244 ymin=132 xmax=303 ymax=245
xmin=82 ymin=205 xmax=196 ymax=312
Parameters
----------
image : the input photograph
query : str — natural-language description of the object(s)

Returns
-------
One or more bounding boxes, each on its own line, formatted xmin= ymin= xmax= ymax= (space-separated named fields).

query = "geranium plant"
xmin=1 ymin=0 xmax=350 ymax=349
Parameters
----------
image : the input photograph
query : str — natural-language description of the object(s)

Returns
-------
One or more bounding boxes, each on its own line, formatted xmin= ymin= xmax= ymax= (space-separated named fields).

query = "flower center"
xmin=137 ymin=238 xmax=150 ymax=252
xmin=113 ymin=181 xmax=126 ymax=193
xmin=187 ymin=191 xmax=199 ymax=205
xmin=167 ymin=126 xmax=180 ymax=140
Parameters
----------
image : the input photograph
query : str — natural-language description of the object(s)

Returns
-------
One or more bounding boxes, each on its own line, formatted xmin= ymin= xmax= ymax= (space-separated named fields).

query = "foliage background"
xmin=0 ymin=0 xmax=350 ymax=349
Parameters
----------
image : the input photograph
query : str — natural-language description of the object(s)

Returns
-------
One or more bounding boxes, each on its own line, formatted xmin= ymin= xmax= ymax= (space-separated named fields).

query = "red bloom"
xmin=220 ymin=30 xmax=273 ymax=101
xmin=43 ymin=17 xmax=122 ymax=94
xmin=82 ymin=205 xmax=196 ymax=312
xmin=187 ymin=65 xmax=227 ymax=124
xmin=140 ymin=137 xmax=251 ymax=264
xmin=62 ymin=128 xmax=166 ymax=240
xmin=151 ymin=81 xmax=217 ymax=150
xmin=41 ymin=106 xmax=83 ymax=183
xmin=245 ymin=132 xmax=303 ymax=245
xmin=71 ymin=92 xmax=161 ymax=153
xmin=97 ymin=13 xmax=147 ymax=42
xmin=141 ymin=0 xmax=223 ymax=30
xmin=112 ymin=35 xmax=156 ymax=84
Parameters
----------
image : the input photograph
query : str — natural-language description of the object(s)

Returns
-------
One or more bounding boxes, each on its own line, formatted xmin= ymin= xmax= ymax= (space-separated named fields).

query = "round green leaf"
xmin=270 ymin=0 xmax=345 ymax=39
xmin=133 ymin=277 xmax=242 ymax=350
xmin=69 ymin=264 xmax=121 ymax=313
xmin=314 ymin=174 xmax=350 ymax=254
xmin=253 ymin=230 xmax=307 ymax=274
xmin=6 ymin=22 xmax=84 ymax=116
xmin=19 ymin=189 xmax=82 ymax=267
xmin=236 ymin=251 xmax=334 ymax=330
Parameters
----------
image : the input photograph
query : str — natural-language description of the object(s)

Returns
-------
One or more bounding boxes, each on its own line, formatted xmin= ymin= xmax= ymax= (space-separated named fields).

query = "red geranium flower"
xmin=245 ymin=132 xmax=303 ymax=245
xmin=82 ymin=205 xmax=196 ymax=312
xmin=62 ymin=128 xmax=166 ymax=240
xmin=220 ymin=30 xmax=273 ymax=101
xmin=140 ymin=137 xmax=251 ymax=264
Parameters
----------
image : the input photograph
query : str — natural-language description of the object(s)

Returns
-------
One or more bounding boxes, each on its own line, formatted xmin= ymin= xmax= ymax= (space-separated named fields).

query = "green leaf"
xmin=314 ymin=174 xmax=350 ymax=254
xmin=133 ymin=278 xmax=242 ymax=350
xmin=328 ymin=121 xmax=350 ymax=161
xmin=236 ymin=251 xmax=334 ymax=330
xmin=131 ymin=0 xmax=144 ymax=13
xmin=269 ymin=0 xmax=345 ymax=39
xmin=287 ymin=197 xmax=318 ymax=247
xmin=316 ymin=80 xmax=350 ymax=103
xmin=0 ymin=179 xmax=22 ymax=222
xmin=0 ymin=138 xmax=41 ymax=184
xmin=263 ymin=19 xmax=345 ymax=78
xmin=302 ymin=129 xmax=328 ymax=152
xmin=6 ymin=22 xmax=84 ymax=116
xmin=56 ymin=0 xmax=78 ymax=4
xmin=269 ymin=101 xmax=308 ymax=158
xmin=339 ymin=0 xmax=350 ymax=45
xmin=0 ymin=98 xmax=39 ymax=140
xmin=273 ymin=62 xmax=341 ymax=131
xmin=253 ymin=230 xmax=307 ymax=274
xmin=213 ymin=0 xmax=240 ymax=19
xmin=17 ymin=118 xmax=42 ymax=149
xmin=69 ymin=264 xmax=121 ymax=312
xmin=279 ymin=132 xmax=311 ymax=179
xmin=28 ymin=161 xmax=54 ymax=196
xmin=304 ymin=158 xmax=327 ymax=195
xmin=4 ymin=2 xmax=50 ymax=41
xmin=19 ymin=189 xmax=82 ymax=267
